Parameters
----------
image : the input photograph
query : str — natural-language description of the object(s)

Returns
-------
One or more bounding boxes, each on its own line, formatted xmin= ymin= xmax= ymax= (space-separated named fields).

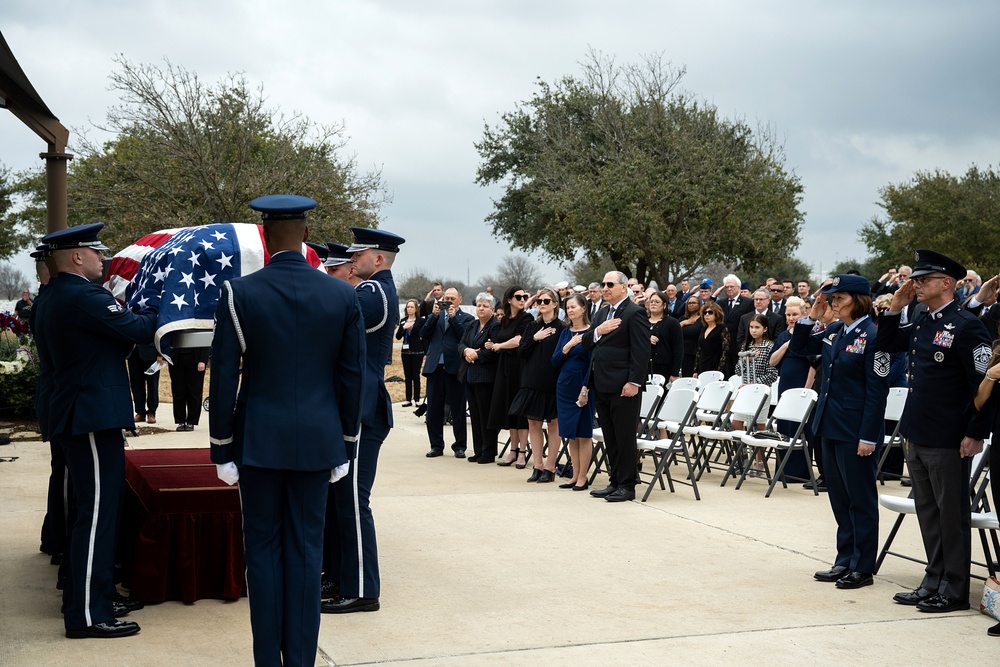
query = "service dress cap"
xmin=554 ymin=280 xmax=570 ymax=290
xmin=305 ymin=242 xmax=329 ymax=261
xmin=821 ymin=274 xmax=871 ymax=295
xmin=346 ymin=227 xmax=405 ymax=254
xmin=323 ymin=243 xmax=353 ymax=267
xmin=910 ymin=249 xmax=966 ymax=280
xmin=41 ymin=222 xmax=110 ymax=252
xmin=740 ymin=281 xmax=751 ymax=291
xmin=249 ymin=194 xmax=318 ymax=220
xmin=699 ymin=280 xmax=712 ymax=290
xmin=29 ymin=244 xmax=50 ymax=259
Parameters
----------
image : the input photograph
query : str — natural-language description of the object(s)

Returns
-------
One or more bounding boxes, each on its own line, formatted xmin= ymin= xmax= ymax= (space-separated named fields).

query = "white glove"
xmin=330 ymin=462 xmax=350 ymax=483
xmin=216 ymin=462 xmax=239 ymax=486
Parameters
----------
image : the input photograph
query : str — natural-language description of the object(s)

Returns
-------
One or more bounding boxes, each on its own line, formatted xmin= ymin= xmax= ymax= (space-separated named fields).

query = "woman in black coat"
xmin=395 ymin=298 xmax=426 ymax=407
xmin=458 ymin=293 xmax=501 ymax=463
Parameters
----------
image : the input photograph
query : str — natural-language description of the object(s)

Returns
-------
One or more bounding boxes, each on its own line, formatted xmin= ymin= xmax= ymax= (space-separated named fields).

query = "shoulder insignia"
xmin=973 ymin=343 xmax=991 ymax=374
xmin=357 ymin=279 xmax=389 ymax=334
xmin=873 ymin=351 xmax=891 ymax=377
xmin=107 ymin=303 xmax=124 ymax=313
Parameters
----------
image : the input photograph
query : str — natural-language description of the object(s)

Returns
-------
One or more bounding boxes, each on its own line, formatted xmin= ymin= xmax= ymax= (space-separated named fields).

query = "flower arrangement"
xmin=0 ymin=312 xmax=38 ymax=418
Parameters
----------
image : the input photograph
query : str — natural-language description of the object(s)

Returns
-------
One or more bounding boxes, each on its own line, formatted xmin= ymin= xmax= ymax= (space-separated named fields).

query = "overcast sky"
xmin=3 ymin=0 xmax=999 ymax=288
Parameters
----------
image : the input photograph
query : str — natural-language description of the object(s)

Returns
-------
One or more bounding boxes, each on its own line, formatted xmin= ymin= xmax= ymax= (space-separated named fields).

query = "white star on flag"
xmin=199 ymin=272 xmax=217 ymax=289
xmin=217 ymin=252 xmax=233 ymax=269
xmin=170 ymin=293 xmax=188 ymax=310
xmin=180 ymin=272 xmax=195 ymax=287
xmin=188 ymin=251 xmax=202 ymax=266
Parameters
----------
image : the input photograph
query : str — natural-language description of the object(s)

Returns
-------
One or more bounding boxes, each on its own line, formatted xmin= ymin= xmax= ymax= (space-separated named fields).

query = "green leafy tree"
xmin=743 ymin=256 xmax=815 ymax=291
xmin=860 ymin=165 xmax=1000 ymax=276
xmin=0 ymin=164 xmax=38 ymax=259
xmin=14 ymin=57 xmax=388 ymax=252
xmin=475 ymin=51 xmax=804 ymax=288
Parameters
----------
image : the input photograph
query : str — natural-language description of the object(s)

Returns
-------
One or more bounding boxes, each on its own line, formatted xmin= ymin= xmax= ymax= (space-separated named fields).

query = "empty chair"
xmin=648 ymin=373 xmax=667 ymax=386
xmin=876 ymin=386 xmax=909 ymax=484
xmin=660 ymin=381 xmax=732 ymax=479
xmin=638 ymin=387 xmax=701 ymax=501
xmin=698 ymin=383 xmax=771 ymax=486
xmin=737 ymin=388 xmax=818 ymax=497
xmin=698 ymin=370 xmax=725 ymax=385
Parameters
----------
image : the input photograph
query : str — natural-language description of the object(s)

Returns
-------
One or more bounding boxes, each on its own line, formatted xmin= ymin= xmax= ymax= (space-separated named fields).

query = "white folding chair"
xmin=648 ymin=373 xmax=667 ymax=386
xmin=638 ymin=388 xmax=700 ymax=501
xmin=874 ymin=442 xmax=992 ymax=578
xmin=697 ymin=383 xmax=771 ymax=486
xmin=660 ymin=381 xmax=732 ymax=479
xmin=737 ymin=388 xmax=818 ymax=497
xmin=728 ymin=374 xmax=742 ymax=393
xmin=589 ymin=383 xmax=665 ymax=485
xmin=876 ymin=386 xmax=909 ymax=484
xmin=698 ymin=370 xmax=725 ymax=385
xmin=972 ymin=468 xmax=999 ymax=578
xmin=668 ymin=376 xmax=700 ymax=394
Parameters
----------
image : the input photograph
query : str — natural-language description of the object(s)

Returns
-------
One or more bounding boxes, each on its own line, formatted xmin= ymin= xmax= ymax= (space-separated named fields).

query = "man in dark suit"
xmin=664 ymin=283 xmax=684 ymax=318
xmin=768 ymin=282 xmax=787 ymax=317
xmin=210 ymin=195 xmax=365 ymax=666
xmin=737 ymin=289 xmax=786 ymax=348
xmin=586 ymin=282 xmax=604 ymax=320
xmin=584 ymin=271 xmax=651 ymax=502
xmin=875 ymin=249 xmax=992 ymax=614
xmin=322 ymin=227 xmax=404 ymax=615
xmin=715 ymin=274 xmax=753 ymax=375
xmin=34 ymin=223 xmax=157 ymax=639
xmin=421 ymin=287 xmax=475 ymax=457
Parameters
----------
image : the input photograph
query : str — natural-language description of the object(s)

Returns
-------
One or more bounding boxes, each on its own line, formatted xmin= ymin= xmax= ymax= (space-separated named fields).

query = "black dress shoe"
xmin=321 ymin=596 xmax=380 ymax=614
xmin=413 ymin=404 xmax=427 ymax=417
xmin=537 ymin=470 xmax=553 ymax=483
xmin=814 ymin=565 xmax=851 ymax=582
xmin=605 ymin=487 xmax=635 ymax=502
xmin=467 ymin=455 xmax=479 ymax=463
xmin=916 ymin=593 xmax=970 ymax=613
xmin=988 ymin=621 xmax=1000 ymax=637
xmin=558 ymin=481 xmax=576 ymax=489
xmin=66 ymin=620 xmax=140 ymax=639
xmin=572 ymin=483 xmax=590 ymax=491
xmin=476 ymin=458 xmax=495 ymax=465
xmin=526 ymin=469 xmax=541 ymax=482
xmin=835 ymin=572 xmax=873 ymax=589
xmin=321 ymin=579 xmax=340 ymax=600
xmin=892 ymin=587 xmax=935 ymax=605
xmin=590 ymin=485 xmax=617 ymax=498
xmin=175 ymin=423 xmax=187 ymax=432
xmin=454 ymin=449 xmax=466 ymax=459
xmin=112 ymin=594 xmax=144 ymax=613
xmin=425 ymin=449 xmax=443 ymax=458
xmin=900 ymin=478 xmax=912 ymax=487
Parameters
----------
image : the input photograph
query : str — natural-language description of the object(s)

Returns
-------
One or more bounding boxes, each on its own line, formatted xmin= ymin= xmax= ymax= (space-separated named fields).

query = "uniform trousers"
xmin=59 ymin=429 xmax=125 ymax=631
xmin=823 ymin=439 xmax=879 ymax=573
xmin=325 ymin=402 xmax=390 ymax=599
xmin=594 ymin=390 xmax=642 ymax=490
xmin=424 ymin=366 xmax=467 ymax=453
xmin=906 ymin=442 xmax=972 ymax=600
xmin=239 ymin=466 xmax=329 ymax=667
xmin=168 ymin=349 xmax=206 ymax=425
xmin=40 ymin=441 xmax=69 ymax=557
xmin=466 ymin=382 xmax=499 ymax=462
xmin=127 ymin=355 xmax=159 ymax=417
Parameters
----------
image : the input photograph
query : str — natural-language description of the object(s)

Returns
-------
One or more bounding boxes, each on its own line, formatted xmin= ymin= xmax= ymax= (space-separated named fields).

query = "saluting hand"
xmin=975 ymin=274 xmax=1000 ymax=306
xmin=810 ymin=293 xmax=829 ymax=321
xmin=890 ymin=279 xmax=917 ymax=313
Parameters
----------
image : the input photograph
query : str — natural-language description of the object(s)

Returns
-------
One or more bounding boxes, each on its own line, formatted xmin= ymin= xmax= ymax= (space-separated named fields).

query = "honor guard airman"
xmin=322 ymin=242 xmax=356 ymax=283
xmin=322 ymin=227 xmax=404 ymax=614
xmin=875 ymin=249 xmax=992 ymax=613
xmin=210 ymin=195 xmax=365 ymax=665
xmin=33 ymin=223 xmax=158 ymax=639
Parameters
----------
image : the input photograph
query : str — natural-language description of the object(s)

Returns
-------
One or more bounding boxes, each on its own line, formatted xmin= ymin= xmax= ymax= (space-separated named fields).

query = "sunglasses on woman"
xmin=512 ymin=294 xmax=529 ymax=301
xmin=536 ymin=298 xmax=553 ymax=305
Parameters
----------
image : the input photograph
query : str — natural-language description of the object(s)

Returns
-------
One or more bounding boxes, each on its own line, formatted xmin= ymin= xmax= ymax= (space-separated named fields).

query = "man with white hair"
xmin=715 ymin=274 xmax=753 ymax=375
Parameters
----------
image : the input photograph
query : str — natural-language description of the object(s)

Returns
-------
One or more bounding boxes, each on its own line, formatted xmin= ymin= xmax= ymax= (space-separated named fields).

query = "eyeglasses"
xmin=769 ymin=288 xmax=783 ymax=293
xmin=602 ymin=282 xmax=618 ymax=288
xmin=512 ymin=294 xmax=529 ymax=301
xmin=912 ymin=275 xmax=945 ymax=285
xmin=537 ymin=298 xmax=553 ymax=305
xmin=703 ymin=311 xmax=715 ymax=316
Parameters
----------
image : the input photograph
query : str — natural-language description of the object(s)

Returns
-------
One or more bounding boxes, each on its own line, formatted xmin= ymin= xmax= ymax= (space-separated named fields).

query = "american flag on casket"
xmin=104 ymin=222 xmax=322 ymax=362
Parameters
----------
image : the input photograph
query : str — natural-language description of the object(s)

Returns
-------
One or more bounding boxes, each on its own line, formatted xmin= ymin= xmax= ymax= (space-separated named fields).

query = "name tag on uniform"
xmin=823 ymin=333 xmax=835 ymax=346
xmin=933 ymin=331 xmax=954 ymax=348
xmin=402 ymin=342 xmax=409 ymax=350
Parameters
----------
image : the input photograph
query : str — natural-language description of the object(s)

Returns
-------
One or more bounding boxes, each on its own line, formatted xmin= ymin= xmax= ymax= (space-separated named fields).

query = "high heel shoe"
xmin=526 ymin=469 xmax=541 ymax=482
xmin=536 ymin=469 xmax=553 ymax=483
xmin=572 ymin=482 xmax=590 ymax=491
xmin=497 ymin=448 xmax=521 ymax=467
xmin=515 ymin=451 xmax=527 ymax=469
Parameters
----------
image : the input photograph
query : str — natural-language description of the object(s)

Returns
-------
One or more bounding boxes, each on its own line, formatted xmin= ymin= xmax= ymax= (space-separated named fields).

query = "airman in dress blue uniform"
xmin=875 ymin=249 xmax=992 ymax=613
xmin=209 ymin=195 xmax=366 ymax=666
xmin=322 ymin=242 xmax=355 ymax=283
xmin=322 ymin=227 xmax=404 ymax=614
xmin=33 ymin=224 xmax=158 ymax=639
xmin=791 ymin=275 xmax=889 ymax=589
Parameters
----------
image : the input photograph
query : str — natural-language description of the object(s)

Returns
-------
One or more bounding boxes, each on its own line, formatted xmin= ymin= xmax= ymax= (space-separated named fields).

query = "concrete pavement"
xmin=1 ymin=404 xmax=996 ymax=666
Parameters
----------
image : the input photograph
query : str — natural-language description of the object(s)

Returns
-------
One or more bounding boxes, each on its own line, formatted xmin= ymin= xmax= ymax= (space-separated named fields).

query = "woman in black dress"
xmin=486 ymin=286 xmax=533 ymax=469
xmin=647 ymin=290 xmax=683 ymax=380
xmin=694 ymin=300 xmax=729 ymax=376
xmin=509 ymin=287 xmax=564 ymax=483
xmin=395 ymin=299 xmax=426 ymax=407
xmin=678 ymin=295 xmax=703 ymax=377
